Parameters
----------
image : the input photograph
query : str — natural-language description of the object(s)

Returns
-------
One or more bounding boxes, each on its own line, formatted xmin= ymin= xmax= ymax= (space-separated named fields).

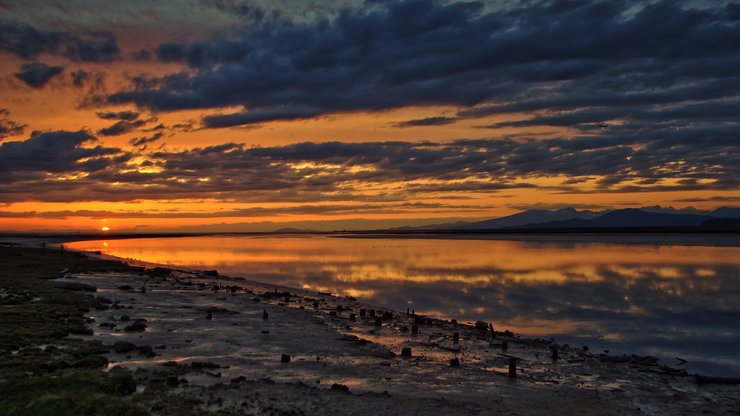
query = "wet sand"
xmin=73 ymin=251 xmax=740 ymax=415
xmin=3 ymin=243 xmax=739 ymax=415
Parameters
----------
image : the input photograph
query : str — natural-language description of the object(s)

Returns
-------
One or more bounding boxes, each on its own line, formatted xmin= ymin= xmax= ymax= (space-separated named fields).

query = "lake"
xmin=66 ymin=234 xmax=740 ymax=377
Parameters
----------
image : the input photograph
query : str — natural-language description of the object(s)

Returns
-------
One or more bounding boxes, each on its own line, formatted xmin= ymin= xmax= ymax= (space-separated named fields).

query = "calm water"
xmin=67 ymin=234 xmax=740 ymax=377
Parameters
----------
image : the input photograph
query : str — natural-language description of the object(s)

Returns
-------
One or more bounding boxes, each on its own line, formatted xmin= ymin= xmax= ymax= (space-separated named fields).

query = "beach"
xmin=1 ymin=243 xmax=739 ymax=415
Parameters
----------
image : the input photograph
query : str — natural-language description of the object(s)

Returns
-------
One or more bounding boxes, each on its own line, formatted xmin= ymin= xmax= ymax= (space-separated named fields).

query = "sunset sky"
xmin=1 ymin=0 xmax=738 ymax=232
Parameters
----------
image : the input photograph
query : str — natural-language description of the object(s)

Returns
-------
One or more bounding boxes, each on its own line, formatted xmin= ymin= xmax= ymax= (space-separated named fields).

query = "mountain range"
xmin=390 ymin=206 xmax=740 ymax=231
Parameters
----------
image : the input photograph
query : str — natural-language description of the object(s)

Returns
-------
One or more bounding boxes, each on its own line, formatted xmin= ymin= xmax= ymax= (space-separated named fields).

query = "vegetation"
xmin=0 ymin=246 xmax=144 ymax=415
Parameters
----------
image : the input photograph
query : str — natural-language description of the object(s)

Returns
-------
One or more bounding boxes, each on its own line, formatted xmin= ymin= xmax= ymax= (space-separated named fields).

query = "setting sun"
xmin=101 ymin=226 xmax=110 ymax=232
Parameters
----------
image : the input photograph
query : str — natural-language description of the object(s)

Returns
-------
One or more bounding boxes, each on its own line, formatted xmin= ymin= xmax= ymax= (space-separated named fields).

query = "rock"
xmin=124 ymin=321 xmax=147 ymax=332
xmin=331 ymin=383 xmax=350 ymax=392
xmin=68 ymin=326 xmax=94 ymax=336
xmin=106 ymin=366 xmax=136 ymax=395
xmin=401 ymin=347 xmax=412 ymax=357
xmin=120 ymin=314 xmax=130 ymax=321
xmin=450 ymin=357 xmax=461 ymax=366
xmin=475 ymin=320 xmax=488 ymax=330
xmin=54 ymin=281 xmax=97 ymax=292
xmin=117 ymin=285 xmax=135 ymax=291
xmin=137 ymin=345 xmax=156 ymax=357
xmin=147 ymin=267 xmax=171 ymax=277
xmin=166 ymin=375 xmax=180 ymax=387
xmin=113 ymin=341 xmax=137 ymax=353
xmin=190 ymin=361 xmax=222 ymax=369
xmin=281 ymin=354 xmax=291 ymax=363
xmin=73 ymin=355 xmax=109 ymax=368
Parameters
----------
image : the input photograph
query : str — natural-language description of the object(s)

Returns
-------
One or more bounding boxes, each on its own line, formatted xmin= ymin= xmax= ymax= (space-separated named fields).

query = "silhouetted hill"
xmin=455 ymin=208 xmax=601 ymax=230
xmin=519 ymin=209 xmax=713 ymax=229
xmin=711 ymin=207 xmax=740 ymax=218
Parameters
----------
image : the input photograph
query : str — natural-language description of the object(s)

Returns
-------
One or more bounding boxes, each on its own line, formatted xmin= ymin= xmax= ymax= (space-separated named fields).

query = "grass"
xmin=0 ymin=246 xmax=146 ymax=415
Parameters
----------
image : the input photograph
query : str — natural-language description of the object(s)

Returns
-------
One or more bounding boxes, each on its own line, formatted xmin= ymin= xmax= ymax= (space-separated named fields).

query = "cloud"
xmin=393 ymin=116 xmax=458 ymax=128
xmin=14 ymin=62 xmax=64 ymax=88
xmin=71 ymin=69 xmax=105 ymax=90
xmin=673 ymin=196 xmax=740 ymax=203
xmin=0 ymin=130 xmax=126 ymax=183
xmin=0 ymin=201 xmax=489 ymax=219
xmin=129 ymin=131 xmax=164 ymax=147
xmin=0 ymin=22 xmax=120 ymax=62
xmin=101 ymin=0 xmax=740 ymax=137
xmin=0 ymin=132 xmax=736 ymax=203
xmin=97 ymin=118 xmax=152 ymax=136
xmin=96 ymin=111 xmax=140 ymax=121
xmin=202 ymin=107 xmax=324 ymax=128
xmin=0 ymin=109 xmax=26 ymax=139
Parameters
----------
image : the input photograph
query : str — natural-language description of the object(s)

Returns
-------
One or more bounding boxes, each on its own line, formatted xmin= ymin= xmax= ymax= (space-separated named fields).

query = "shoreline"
xmin=3 ymin=229 xmax=740 ymax=249
xmin=2 ymin=243 xmax=739 ymax=415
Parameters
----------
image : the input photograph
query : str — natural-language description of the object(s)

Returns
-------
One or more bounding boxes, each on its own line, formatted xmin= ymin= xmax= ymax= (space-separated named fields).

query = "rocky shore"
xmin=1 ymin=244 xmax=738 ymax=415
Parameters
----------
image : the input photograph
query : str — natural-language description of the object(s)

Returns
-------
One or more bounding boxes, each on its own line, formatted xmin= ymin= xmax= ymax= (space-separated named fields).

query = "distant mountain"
xmin=711 ymin=207 xmax=740 ymax=219
xmin=456 ymin=208 xmax=602 ymax=230
xmin=381 ymin=205 xmax=740 ymax=232
xmin=519 ymin=209 xmax=713 ymax=229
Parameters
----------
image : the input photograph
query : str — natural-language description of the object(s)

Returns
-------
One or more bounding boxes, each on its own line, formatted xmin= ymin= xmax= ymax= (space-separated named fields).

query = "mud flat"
xmin=1 ymin=244 xmax=739 ymax=415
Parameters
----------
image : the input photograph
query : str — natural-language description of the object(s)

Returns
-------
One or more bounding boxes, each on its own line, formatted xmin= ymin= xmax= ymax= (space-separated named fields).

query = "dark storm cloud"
xmin=97 ymin=117 xmax=155 ymax=136
xmin=129 ymin=131 xmax=164 ymax=147
xmin=1 ymin=129 xmax=736 ymax=203
xmin=393 ymin=116 xmax=458 ymax=128
xmin=96 ymin=111 xmax=141 ymax=121
xmin=0 ymin=22 xmax=120 ymax=62
xmin=0 ymin=109 xmax=26 ymax=139
xmin=14 ymin=62 xmax=64 ymax=88
xmin=71 ymin=69 xmax=105 ymax=90
xmin=202 ymin=107 xmax=324 ymax=128
xmin=104 ymin=0 xmax=740 ymax=135
xmin=0 ymin=130 xmax=125 ymax=181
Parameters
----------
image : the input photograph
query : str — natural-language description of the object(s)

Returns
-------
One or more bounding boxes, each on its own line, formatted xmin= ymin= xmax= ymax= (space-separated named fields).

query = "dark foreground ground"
xmin=1 ymin=245 xmax=738 ymax=415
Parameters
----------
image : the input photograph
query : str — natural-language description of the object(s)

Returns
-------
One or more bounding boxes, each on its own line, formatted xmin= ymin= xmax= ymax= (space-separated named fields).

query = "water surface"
xmin=67 ymin=234 xmax=740 ymax=377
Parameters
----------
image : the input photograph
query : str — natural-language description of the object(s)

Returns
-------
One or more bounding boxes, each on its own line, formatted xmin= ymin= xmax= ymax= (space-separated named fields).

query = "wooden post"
xmin=262 ymin=310 xmax=268 ymax=320
xmin=452 ymin=332 xmax=460 ymax=342
xmin=401 ymin=347 xmax=412 ymax=357
xmin=41 ymin=243 xmax=46 ymax=254
xmin=60 ymin=245 xmax=65 ymax=256
xmin=508 ymin=357 xmax=517 ymax=377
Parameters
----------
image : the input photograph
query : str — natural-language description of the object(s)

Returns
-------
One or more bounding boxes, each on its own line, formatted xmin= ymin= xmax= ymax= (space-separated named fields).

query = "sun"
xmin=101 ymin=226 xmax=110 ymax=232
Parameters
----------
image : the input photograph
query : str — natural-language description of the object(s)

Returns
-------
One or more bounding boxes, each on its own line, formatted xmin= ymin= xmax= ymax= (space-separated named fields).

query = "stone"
xmin=113 ymin=341 xmax=137 ymax=353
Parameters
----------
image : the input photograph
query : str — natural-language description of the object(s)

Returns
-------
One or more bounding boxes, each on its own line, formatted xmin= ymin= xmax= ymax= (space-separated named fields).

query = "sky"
xmin=0 ymin=0 xmax=738 ymax=233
